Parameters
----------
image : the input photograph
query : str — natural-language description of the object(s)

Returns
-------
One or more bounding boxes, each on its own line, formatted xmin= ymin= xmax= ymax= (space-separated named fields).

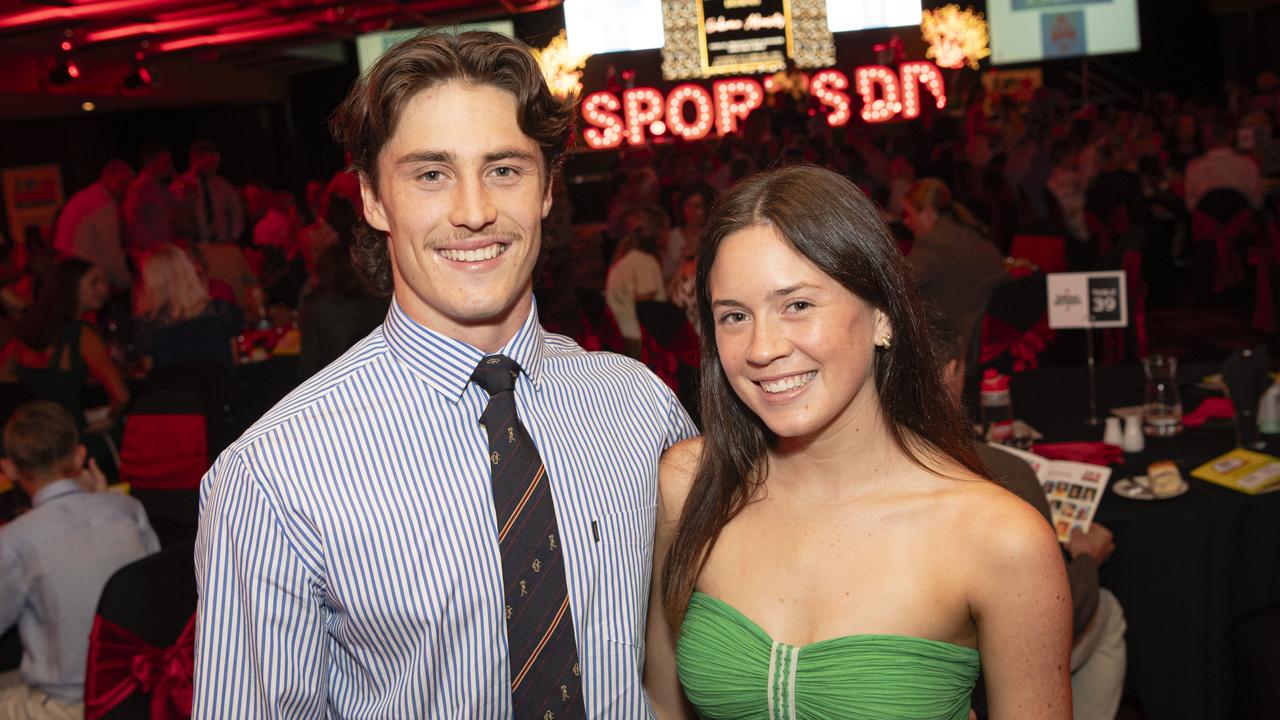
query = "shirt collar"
xmin=31 ymin=478 xmax=83 ymax=507
xmin=382 ymin=295 xmax=547 ymax=403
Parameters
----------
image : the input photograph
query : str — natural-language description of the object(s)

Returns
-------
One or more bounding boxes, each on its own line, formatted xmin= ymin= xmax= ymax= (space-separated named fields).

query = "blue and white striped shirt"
xmin=193 ymin=298 xmax=696 ymax=718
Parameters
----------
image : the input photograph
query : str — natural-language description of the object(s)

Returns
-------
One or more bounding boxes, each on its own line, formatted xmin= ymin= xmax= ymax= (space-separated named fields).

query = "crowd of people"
xmin=0 ymin=23 xmax=1276 ymax=718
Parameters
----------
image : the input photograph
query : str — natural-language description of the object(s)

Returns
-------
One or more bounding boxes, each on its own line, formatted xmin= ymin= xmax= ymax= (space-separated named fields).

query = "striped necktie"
xmin=471 ymin=354 xmax=585 ymax=719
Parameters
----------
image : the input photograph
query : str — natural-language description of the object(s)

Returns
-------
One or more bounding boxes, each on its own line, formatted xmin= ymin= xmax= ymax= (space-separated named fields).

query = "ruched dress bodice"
xmin=676 ymin=591 xmax=981 ymax=720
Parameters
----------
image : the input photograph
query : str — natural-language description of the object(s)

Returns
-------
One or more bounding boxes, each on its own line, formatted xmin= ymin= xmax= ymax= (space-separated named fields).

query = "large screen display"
xmin=563 ymin=0 xmax=665 ymax=55
xmin=987 ymin=0 xmax=1140 ymax=65
xmin=826 ymin=1 xmax=923 ymax=32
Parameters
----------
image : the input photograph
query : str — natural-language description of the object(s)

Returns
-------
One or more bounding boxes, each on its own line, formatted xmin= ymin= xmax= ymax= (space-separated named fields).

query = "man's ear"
xmin=541 ymin=172 xmax=554 ymax=220
xmin=72 ymin=444 xmax=87 ymax=470
xmin=0 ymin=458 xmax=19 ymax=485
xmin=361 ymin=174 xmax=390 ymax=232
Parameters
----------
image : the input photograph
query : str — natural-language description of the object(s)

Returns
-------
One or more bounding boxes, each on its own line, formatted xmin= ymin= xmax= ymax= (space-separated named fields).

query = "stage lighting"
xmin=123 ymin=65 xmax=153 ymax=89
xmin=48 ymin=59 xmax=80 ymax=85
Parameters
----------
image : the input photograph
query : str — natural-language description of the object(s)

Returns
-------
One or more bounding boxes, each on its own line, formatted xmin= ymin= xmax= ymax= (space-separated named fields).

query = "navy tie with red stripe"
xmin=471 ymin=354 xmax=585 ymax=719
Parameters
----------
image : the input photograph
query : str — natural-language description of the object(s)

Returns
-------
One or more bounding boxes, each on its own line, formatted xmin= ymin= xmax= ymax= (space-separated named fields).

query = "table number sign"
xmin=1047 ymin=270 xmax=1128 ymax=329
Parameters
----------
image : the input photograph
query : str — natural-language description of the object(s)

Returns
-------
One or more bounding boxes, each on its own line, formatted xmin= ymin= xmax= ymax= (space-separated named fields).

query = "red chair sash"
xmin=84 ymin=614 xmax=195 ymax=720
xmin=1191 ymin=208 xmax=1252 ymax=292
xmin=980 ymin=315 xmax=1054 ymax=372
xmin=1009 ymin=235 xmax=1067 ymax=274
xmin=119 ymin=414 xmax=207 ymax=490
xmin=1247 ymin=219 xmax=1278 ymax=334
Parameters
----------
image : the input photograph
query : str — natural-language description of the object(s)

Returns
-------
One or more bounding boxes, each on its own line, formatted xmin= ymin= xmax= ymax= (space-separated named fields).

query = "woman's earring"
xmin=877 ymin=334 xmax=892 ymax=349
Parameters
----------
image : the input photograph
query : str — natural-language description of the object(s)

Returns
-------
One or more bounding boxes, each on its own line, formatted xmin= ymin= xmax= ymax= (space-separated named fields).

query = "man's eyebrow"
xmin=396 ymin=150 xmax=453 ymax=165
xmin=394 ymin=148 xmax=539 ymax=166
xmin=483 ymin=148 xmax=539 ymax=164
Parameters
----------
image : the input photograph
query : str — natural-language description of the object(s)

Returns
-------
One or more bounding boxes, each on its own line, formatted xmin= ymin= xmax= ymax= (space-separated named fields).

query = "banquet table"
xmin=1009 ymin=362 xmax=1280 ymax=720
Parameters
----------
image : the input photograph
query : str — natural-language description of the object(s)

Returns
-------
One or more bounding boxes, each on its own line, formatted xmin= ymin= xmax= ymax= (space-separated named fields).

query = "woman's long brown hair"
xmin=661 ymin=165 xmax=990 ymax=629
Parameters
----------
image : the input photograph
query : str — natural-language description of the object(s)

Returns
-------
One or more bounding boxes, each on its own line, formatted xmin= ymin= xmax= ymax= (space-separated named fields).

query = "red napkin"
xmin=1031 ymin=442 xmax=1125 ymax=466
xmin=1182 ymin=397 xmax=1235 ymax=429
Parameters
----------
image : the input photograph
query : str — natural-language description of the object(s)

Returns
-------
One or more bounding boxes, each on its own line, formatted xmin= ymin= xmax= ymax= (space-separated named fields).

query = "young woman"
xmin=133 ymin=244 xmax=238 ymax=370
xmin=2 ymin=258 xmax=129 ymax=428
xmin=644 ymin=165 xmax=1070 ymax=719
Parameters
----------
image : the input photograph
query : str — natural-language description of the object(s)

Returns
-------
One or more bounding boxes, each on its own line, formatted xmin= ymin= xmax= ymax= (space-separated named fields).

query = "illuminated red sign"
xmin=580 ymin=61 xmax=947 ymax=148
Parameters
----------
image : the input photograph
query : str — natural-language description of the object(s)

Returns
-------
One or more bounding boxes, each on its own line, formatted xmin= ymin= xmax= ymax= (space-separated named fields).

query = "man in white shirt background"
xmin=1184 ymin=111 xmax=1264 ymax=211
xmin=52 ymin=159 xmax=134 ymax=291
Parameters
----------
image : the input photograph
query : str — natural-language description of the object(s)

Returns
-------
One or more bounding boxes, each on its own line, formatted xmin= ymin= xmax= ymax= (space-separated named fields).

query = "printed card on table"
xmin=988 ymin=444 xmax=1112 ymax=542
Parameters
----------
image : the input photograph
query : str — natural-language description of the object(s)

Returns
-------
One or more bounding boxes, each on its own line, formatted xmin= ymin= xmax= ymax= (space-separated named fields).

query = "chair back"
xmin=1191 ymin=189 xmax=1255 ymax=293
xmin=978 ymin=274 xmax=1056 ymax=374
xmin=119 ymin=390 xmax=207 ymax=546
xmin=83 ymin=541 xmax=197 ymax=720
xmin=1009 ymin=235 xmax=1068 ymax=274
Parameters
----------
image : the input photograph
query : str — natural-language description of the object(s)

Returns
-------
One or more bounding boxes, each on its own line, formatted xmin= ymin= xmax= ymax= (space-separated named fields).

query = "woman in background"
xmin=645 ymin=166 xmax=1070 ymax=719
xmin=133 ymin=244 xmax=237 ymax=371
xmin=2 ymin=258 xmax=129 ymax=428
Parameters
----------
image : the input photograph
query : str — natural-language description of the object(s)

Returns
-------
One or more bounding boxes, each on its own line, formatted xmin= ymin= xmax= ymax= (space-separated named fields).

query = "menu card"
xmin=1191 ymin=448 xmax=1280 ymax=495
xmin=988 ymin=443 xmax=1113 ymax=542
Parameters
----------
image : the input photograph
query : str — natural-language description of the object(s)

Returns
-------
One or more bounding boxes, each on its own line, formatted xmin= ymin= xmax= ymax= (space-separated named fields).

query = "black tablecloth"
xmin=1009 ymin=363 xmax=1280 ymax=720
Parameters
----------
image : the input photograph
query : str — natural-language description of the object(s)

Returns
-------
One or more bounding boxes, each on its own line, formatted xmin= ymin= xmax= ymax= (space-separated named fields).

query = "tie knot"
xmin=471 ymin=354 xmax=520 ymax=396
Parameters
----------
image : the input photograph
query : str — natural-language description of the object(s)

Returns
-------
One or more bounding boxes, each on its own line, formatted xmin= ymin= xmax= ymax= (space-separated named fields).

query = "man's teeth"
xmin=439 ymin=244 xmax=507 ymax=262
xmin=760 ymin=372 xmax=817 ymax=393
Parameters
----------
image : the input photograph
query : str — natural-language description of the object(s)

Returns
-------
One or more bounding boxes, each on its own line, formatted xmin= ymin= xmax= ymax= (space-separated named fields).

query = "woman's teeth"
xmin=760 ymin=372 xmax=817 ymax=393
xmin=439 ymin=244 xmax=507 ymax=262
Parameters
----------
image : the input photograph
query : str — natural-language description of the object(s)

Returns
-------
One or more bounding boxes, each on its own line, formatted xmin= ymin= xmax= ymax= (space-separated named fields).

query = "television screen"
xmin=987 ymin=0 xmax=1140 ymax=65
xmin=826 ymin=0 xmax=922 ymax=32
xmin=563 ymin=0 xmax=665 ymax=55
xmin=355 ymin=20 xmax=515 ymax=74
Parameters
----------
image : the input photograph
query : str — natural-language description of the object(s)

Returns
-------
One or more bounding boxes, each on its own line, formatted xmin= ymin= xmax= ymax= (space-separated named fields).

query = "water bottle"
xmin=1259 ymin=380 xmax=1280 ymax=435
xmin=980 ymin=369 xmax=1014 ymax=443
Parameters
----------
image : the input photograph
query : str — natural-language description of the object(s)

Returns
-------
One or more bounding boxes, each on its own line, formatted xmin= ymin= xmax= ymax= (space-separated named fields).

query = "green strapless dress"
xmin=676 ymin=591 xmax=980 ymax=720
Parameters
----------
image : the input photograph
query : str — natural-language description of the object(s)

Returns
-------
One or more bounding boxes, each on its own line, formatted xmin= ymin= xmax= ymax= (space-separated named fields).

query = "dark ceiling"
xmin=0 ymin=0 xmax=560 ymax=118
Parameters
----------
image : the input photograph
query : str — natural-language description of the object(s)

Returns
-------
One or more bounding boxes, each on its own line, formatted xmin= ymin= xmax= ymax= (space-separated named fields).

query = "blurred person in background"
xmin=123 ymin=142 xmax=177 ymax=254
xmin=132 ymin=244 xmax=238 ymax=371
xmin=297 ymin=243 xmax=388 ymax=380
xmin=53 ymin=159 xmax=134 ymax=291
xmin=171 ymin=140 xmax=244 ymax=245
xmin=903 ymin=178 xmax=1006 ymax=359
xmin=0 ymin=259 xmax=129 ymax=429
xmin=661 ymin=183 xmax=714 ymax=284
xmin=605 ymin=205 xmax=668 ymax=358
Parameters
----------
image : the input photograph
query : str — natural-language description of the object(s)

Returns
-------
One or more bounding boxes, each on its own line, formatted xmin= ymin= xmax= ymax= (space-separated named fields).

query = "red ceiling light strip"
xmin=155 ymin=20 xmax=317 ymax=52
xmin=85 ymin=8 xmax=271 ymax=43
xmin=0 ymin=0 xmax=204 ymax=31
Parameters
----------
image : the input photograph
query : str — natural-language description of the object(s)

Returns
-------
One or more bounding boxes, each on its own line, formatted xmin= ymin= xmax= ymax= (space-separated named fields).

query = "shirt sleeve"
xmin=0 ymin=537 xmax=24 ymax=634
xmin=193 ymin=452 xmax=328 ymax=716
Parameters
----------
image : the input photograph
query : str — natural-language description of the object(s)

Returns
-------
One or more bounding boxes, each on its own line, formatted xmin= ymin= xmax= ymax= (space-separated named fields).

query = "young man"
xmin=193 ymin=31 xmax=696 ymax=717
xmin=0 ymin=401 xmax=159 ymax=719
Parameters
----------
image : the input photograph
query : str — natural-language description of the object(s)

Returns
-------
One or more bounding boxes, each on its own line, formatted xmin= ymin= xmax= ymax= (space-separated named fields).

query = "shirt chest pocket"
xmin=588 ymin=503 xmax=656 ymax=648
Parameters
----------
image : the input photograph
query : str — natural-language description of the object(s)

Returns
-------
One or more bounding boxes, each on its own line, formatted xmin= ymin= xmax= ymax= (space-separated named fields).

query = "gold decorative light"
xmin=531 ymin=30 xmax=591 ymax=99
xmin=920 ymin=5 xmax=990 ymax=71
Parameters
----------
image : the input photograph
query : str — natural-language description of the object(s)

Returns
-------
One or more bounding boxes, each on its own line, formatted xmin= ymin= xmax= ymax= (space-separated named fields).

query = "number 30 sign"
xmin=1046 ymin=271 xmax=1128 ymax=329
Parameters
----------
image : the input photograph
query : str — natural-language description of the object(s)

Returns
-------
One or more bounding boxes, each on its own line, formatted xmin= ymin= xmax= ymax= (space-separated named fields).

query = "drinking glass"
xmin=1142 ymin=354 xmax=1183 ymax=436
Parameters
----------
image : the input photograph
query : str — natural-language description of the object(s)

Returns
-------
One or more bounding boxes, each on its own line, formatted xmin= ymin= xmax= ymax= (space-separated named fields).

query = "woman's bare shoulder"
xmin=658 ymin=437 xmax=704 ymax=519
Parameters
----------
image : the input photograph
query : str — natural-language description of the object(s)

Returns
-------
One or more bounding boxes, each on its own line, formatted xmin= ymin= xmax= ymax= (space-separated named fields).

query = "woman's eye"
xmin=787 ymin=301 xmax=812 ymax=312
xmin=718 ymin=311 xmax=747 ymax=325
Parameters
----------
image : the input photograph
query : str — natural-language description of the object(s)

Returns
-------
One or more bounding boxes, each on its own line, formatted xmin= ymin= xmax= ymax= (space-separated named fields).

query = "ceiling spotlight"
xmin=82 ymin=101 xmax=95 ymax=112
xmin=48 ymin=59 xmax=80 ymax=85
xmin=123 ymin=65 xmax=153 ymax=90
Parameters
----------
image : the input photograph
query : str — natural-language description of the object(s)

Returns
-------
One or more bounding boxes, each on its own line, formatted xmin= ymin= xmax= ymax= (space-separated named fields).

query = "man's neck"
xmin=394 ymin=290 xmax=534 ymax=354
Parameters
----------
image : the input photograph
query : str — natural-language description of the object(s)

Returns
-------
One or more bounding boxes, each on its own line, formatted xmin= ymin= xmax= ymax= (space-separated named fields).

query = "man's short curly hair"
xmin=329 ymin=30 xmax=575 ymax=296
